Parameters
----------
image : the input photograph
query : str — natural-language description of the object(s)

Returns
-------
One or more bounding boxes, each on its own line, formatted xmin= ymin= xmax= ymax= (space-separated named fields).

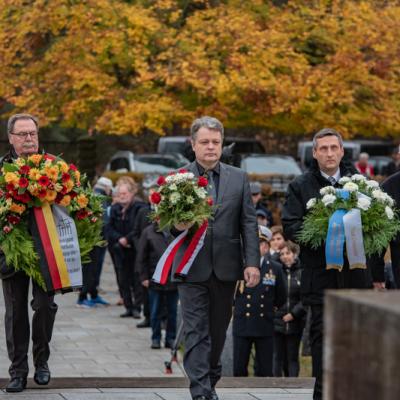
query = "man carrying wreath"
xmin=0 ymin=114 xmax=57 ymax=392
xmin=282 ymin=128 xmax=385 ymax=400
xmin=173 ymin=116 xmax=260 ymax=400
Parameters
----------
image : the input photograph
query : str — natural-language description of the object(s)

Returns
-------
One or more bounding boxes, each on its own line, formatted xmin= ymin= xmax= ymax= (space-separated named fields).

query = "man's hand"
xmin=142 ymin=280 xmax=149 ymax=288
xmin=373 ymin=282 xmax=385 ymax=290
xmin=283 ymin=313 xmax=294 ymax=322
xmin=174 ymin=221 xmax=195 ymax=231
xmin=118 ymin=237 xmax=129 ymax=247
xmin=244 ymin=267 xmax=260 ymax=288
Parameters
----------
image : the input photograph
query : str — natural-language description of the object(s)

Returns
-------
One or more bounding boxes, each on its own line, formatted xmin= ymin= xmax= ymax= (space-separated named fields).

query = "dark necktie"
xmin=328 ymin=176 xmax=336 ymax=186
xmin=206 ymin=170 xmax=217 ymax=203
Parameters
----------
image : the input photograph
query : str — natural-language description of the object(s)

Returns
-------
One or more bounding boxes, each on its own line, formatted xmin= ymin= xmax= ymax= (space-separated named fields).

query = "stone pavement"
xmin=0 ymin=253 xmax=185 ymax=379
xmin=0 ymin=387 xmax=313 ymax=399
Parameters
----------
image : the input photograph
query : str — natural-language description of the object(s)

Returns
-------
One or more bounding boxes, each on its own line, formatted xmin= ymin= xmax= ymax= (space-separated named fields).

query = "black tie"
xmin=206 ymin=171 xmax=217 ymax=203
xmin=328 ymin=176 xmax=336 ymax=186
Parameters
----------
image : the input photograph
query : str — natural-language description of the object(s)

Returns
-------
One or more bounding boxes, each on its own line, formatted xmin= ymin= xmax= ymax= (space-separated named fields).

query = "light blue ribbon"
xmin=325 ymin=209 xmax=347 ymax=270
xmin=336 ymin=189 xmax=350 ymax=200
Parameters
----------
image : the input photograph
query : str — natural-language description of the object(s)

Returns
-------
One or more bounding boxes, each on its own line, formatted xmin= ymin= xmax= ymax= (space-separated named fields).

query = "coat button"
xmin=247 ymin=295 xmax=251 ymax=299
xmin=246 ymin=312 xmax=250 ymax=317
xmin=261 ymin=295 xmax=264 ymax=299
xmin=260 ymin=313 xmax=264 ymax=317
xmin=260 ymin=304 xmax=264 ymax=308
xmin=246 ymin=304 xmax=251 ymax=308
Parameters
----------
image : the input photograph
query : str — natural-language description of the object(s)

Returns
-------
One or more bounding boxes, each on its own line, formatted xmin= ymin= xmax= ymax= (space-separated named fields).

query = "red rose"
xmin=6 ymin=183 xmax=14 ymax=192
xmin=55 ymin=193 xmax=64 ymax=203
xmin=44 ymin=154 xmax=56 ymax=161
xmin=69 ymin=163 xmax=78 ymax=171
xmin=157 ymin=176 xmax=166 ymax=186
xmin=198 ymin=176 xmax=208 ymax=187
xmin=19 ymin=193 xmax=31 ymax=203
xmin=77 ymin=209 xmax=89 ymax=220
xmin=178 ymin=168 xmax=188 ymax=173
xmin=69 ymin=191 xmax=78 ymax=199
xmin=7 ymin=215 xmax=21 ymax=225
xmin=62 ymin=173 xmax=71 ymax=183
xmin=38 ymin=175 xmax=50 ymax=187
xmin=3 ymin=226 xmax=12 ymax=234
xmin=207 ymin=197 xmax=213 ymax=206
xmin=19 ymin=165 xmax=31 ymax=175
xmin=38 ymin=189 xmax=47 ymax=199
xmin=18 ymin=177 xmax=29 ymax=188
xmin=150 ymin=192 xmax=162 ymax=204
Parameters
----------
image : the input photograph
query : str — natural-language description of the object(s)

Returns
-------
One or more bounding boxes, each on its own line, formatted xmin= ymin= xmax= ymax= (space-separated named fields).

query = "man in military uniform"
xmin=232 ymin=226 xmax=285 ymax=376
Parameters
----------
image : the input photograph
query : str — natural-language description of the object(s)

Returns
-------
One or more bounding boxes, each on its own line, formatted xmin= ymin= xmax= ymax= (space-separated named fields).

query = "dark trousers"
xmin=148 ymin=289 xmax=178 ymax=343
xmin=79 ymin=249 xmax=98 ymax=301
xmin=233 ymin=336 xmax=273 ymax=377
xmin=2 ymin=271 xmax=58 ymax=378
xmin=178 ymin=274 xmax=236 ymax=399
xmin=94 ymin=245 xmax=107 ymax=288
xmin=310 ymin=305 xmax=323 ymax=400
xmin=113 ymin=243 xmax=143 ymax=312
xmin=273 ymin=332 xmax=302 ymax=377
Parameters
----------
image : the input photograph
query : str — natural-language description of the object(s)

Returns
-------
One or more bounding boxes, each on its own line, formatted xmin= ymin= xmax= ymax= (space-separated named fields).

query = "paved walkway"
xmin=0 ymin=253 xmax=184 ymax=379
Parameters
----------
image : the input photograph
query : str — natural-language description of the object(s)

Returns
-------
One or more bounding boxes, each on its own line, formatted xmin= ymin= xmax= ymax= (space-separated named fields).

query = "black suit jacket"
xmin=171 ymin=161 xmax=259 ymax=283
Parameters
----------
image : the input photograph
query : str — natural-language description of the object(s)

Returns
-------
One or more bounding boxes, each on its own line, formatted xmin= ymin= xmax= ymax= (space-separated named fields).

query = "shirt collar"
xmin=320 ymin=169 xmax=340 ymax=182
xmin=196 ymin=161 xmax=220 ymax=176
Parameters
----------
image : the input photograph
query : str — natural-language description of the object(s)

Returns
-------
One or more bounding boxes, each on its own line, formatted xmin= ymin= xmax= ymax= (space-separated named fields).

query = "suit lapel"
xmin=188 ymin=161 xmax=199 ymax=176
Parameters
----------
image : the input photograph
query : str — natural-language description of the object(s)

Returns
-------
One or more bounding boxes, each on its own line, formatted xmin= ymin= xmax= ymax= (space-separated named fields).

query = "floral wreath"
xmin=0 ymin=153 xmax=104 ymax=289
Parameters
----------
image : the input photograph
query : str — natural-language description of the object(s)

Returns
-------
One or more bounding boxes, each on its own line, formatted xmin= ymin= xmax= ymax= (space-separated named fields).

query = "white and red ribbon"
xmin=152 ymin=221 xmax=208 ymax=284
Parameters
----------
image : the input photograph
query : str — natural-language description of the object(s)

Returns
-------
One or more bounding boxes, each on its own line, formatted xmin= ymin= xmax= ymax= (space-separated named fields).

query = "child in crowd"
xmin=232 ymin=226 xmax=285 ymax=377
xmin=273 ymin=241 xmax=306 ymax=377
xmin=269 ymin=225 xmax=286 ymax=261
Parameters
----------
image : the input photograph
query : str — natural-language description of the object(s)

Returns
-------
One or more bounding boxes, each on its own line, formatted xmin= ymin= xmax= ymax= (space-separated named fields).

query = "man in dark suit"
xmin=172 ymin=116 xmax=260 ymax=400
xmin=0 ymin=114 xmax=58 ymax=393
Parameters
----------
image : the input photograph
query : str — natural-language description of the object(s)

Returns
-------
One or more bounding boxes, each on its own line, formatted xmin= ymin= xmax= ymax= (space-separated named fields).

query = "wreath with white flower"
xmin=298 ymin=174 xmax=400 ymax=256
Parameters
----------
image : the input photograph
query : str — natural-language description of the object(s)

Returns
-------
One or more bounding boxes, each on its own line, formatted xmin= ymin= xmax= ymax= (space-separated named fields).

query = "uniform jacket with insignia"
xmin=233 ymin=254 xmax=285 ymax=337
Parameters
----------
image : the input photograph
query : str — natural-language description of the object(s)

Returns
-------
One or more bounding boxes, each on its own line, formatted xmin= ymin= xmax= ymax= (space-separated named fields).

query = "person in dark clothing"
xmin=282 ymin=128 xmax=384 ymax=400
xmin=384 ymin=146 xmax=400 ymax=177
xmin=233 ymin=226 xmax=285 ymax=377
xmin=136 ymin=223 xmax=178 ymax=349
xmin=106 ymin=178 xmax=147 ymax=318
xmin=273 ymin=241 xmax=306 ymax=377
xmin=0 ymin=114 xmax=57 ymax=393
xmin=368 ymin=170 xmax=400 ymax=289
xmin=250 ymin=181 xmax=274 ymax=227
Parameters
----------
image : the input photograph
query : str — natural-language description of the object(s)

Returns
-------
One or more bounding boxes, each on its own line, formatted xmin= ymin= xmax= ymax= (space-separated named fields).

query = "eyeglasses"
xmin=10 ymin=131 xmax=38 ymax=138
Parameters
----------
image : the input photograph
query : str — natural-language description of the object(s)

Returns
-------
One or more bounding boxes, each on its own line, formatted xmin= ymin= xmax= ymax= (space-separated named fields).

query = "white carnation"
xmin=306 ymin=198 xmax=317 ymax=209
xmin=338 ymin=177 xmax=351 ymax=185
xmin=169 ymin=183 xmax=177 ymax=191
xmin=385 ymin=206 xmax=394 ymax=220
xmin=357 ymin=197 xmax=371 ymax=211
xmin=343 ymin=182 xmax=359 ymax=192
xmin=372 ymin=189 xmax=386 ymax=202
xmin=322 ymin=194 xmax=336 ymax=206
xmin=186 ymin=196 xmax=194 ymax=204
xmin=365 ymin=180 xmax=379 ymax=189
xmin=194 ymin=187 xmax=207 ymax=199
xmin=351 ymin=174 xmax=367 ymax=182
xmin=320 ymin=186 xmax=335 ymax=196
xmin=170 ymin=192 xmax=181 ymax=204
xmin=385 ymin=195 xmax=394 ymax=207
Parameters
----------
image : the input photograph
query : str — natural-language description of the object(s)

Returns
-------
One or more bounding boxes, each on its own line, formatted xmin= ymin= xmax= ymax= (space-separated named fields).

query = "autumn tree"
xmin=0 ymin=0 xmax=399 ymax=137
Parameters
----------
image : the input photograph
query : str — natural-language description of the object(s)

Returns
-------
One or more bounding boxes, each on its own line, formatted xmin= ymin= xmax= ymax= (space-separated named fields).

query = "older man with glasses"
xmin=0 ymin=114 xmax=58 ymax=393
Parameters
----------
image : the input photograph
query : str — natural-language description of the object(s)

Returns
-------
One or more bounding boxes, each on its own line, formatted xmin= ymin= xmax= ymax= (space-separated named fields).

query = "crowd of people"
xmin=2 ymin=114 xmax=399 ymax=400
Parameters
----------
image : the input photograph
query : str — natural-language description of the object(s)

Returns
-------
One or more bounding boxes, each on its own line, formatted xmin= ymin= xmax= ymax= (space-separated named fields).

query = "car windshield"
xmin=241 ymin=156 xmax=302 ymax=175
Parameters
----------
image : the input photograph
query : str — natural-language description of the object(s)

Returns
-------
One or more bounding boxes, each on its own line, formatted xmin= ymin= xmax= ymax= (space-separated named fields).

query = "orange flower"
xmin=4 ymin=172 xmax=19 ymax=184
xmin=44 ymin=166 xmax=59 ymax=182
xmin=58 ymin=161 xmax=69 ymax=173
xmin=9 ymin=203 xmax=26 ymax=214
xmin=28 ymin=154 xmax=43 ymax=166
xmin=59 ymin=195 xmax=71 ymax=207
xmin=45 ymin=190 xmax=57 ymax=202
xmin=73 ymin=170 xmax=81 ymax=183
xmin=29 ymin=168 xmax=41 ymax=181
xmin=76 ymin=194 xmax=89 ymax=209
xmin=64 ymin=179 xmax=75 ymax=192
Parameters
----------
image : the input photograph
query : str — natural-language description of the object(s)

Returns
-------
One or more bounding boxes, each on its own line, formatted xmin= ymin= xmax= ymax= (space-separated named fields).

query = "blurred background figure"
xmin=106 ymin=177 xmax=147 ymax=318
xmin=273 ymin=241 xmax=305 ymax=377
xmin=250 ymin=181 xmax=273 ymax=227
xmin=269 ymin=226 xmax=286 ymax=261
xmin=385 ymin=146 xmax=400 ymax=176
xmin=136 ymin=221 xmax=178 ymax=349
xmin=256 ymin=209 xmax=268 ymax=227
xmin=355 ymin=152 xmax=374 ymax=177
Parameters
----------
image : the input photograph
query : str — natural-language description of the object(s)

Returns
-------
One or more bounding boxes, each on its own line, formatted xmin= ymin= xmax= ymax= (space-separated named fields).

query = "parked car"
xmin=106 ymin=151 xmax=189 ymax=173
xmin=240 ymin=154 xmax=302 ymax=193
xmin=298 ymin=139 xmax=395 ymax=171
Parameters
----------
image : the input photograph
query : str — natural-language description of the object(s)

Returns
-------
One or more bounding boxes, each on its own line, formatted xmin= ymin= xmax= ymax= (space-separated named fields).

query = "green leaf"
xmin=2 ymin=163 xmax=19 ymax=173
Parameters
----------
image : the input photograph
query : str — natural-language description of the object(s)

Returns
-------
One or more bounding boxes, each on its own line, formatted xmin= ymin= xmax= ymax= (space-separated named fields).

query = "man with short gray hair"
xmin=1 ymin=113 xmax=58 ymax=393
xmin=173 ymin=116 xmax=260 ymax=400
